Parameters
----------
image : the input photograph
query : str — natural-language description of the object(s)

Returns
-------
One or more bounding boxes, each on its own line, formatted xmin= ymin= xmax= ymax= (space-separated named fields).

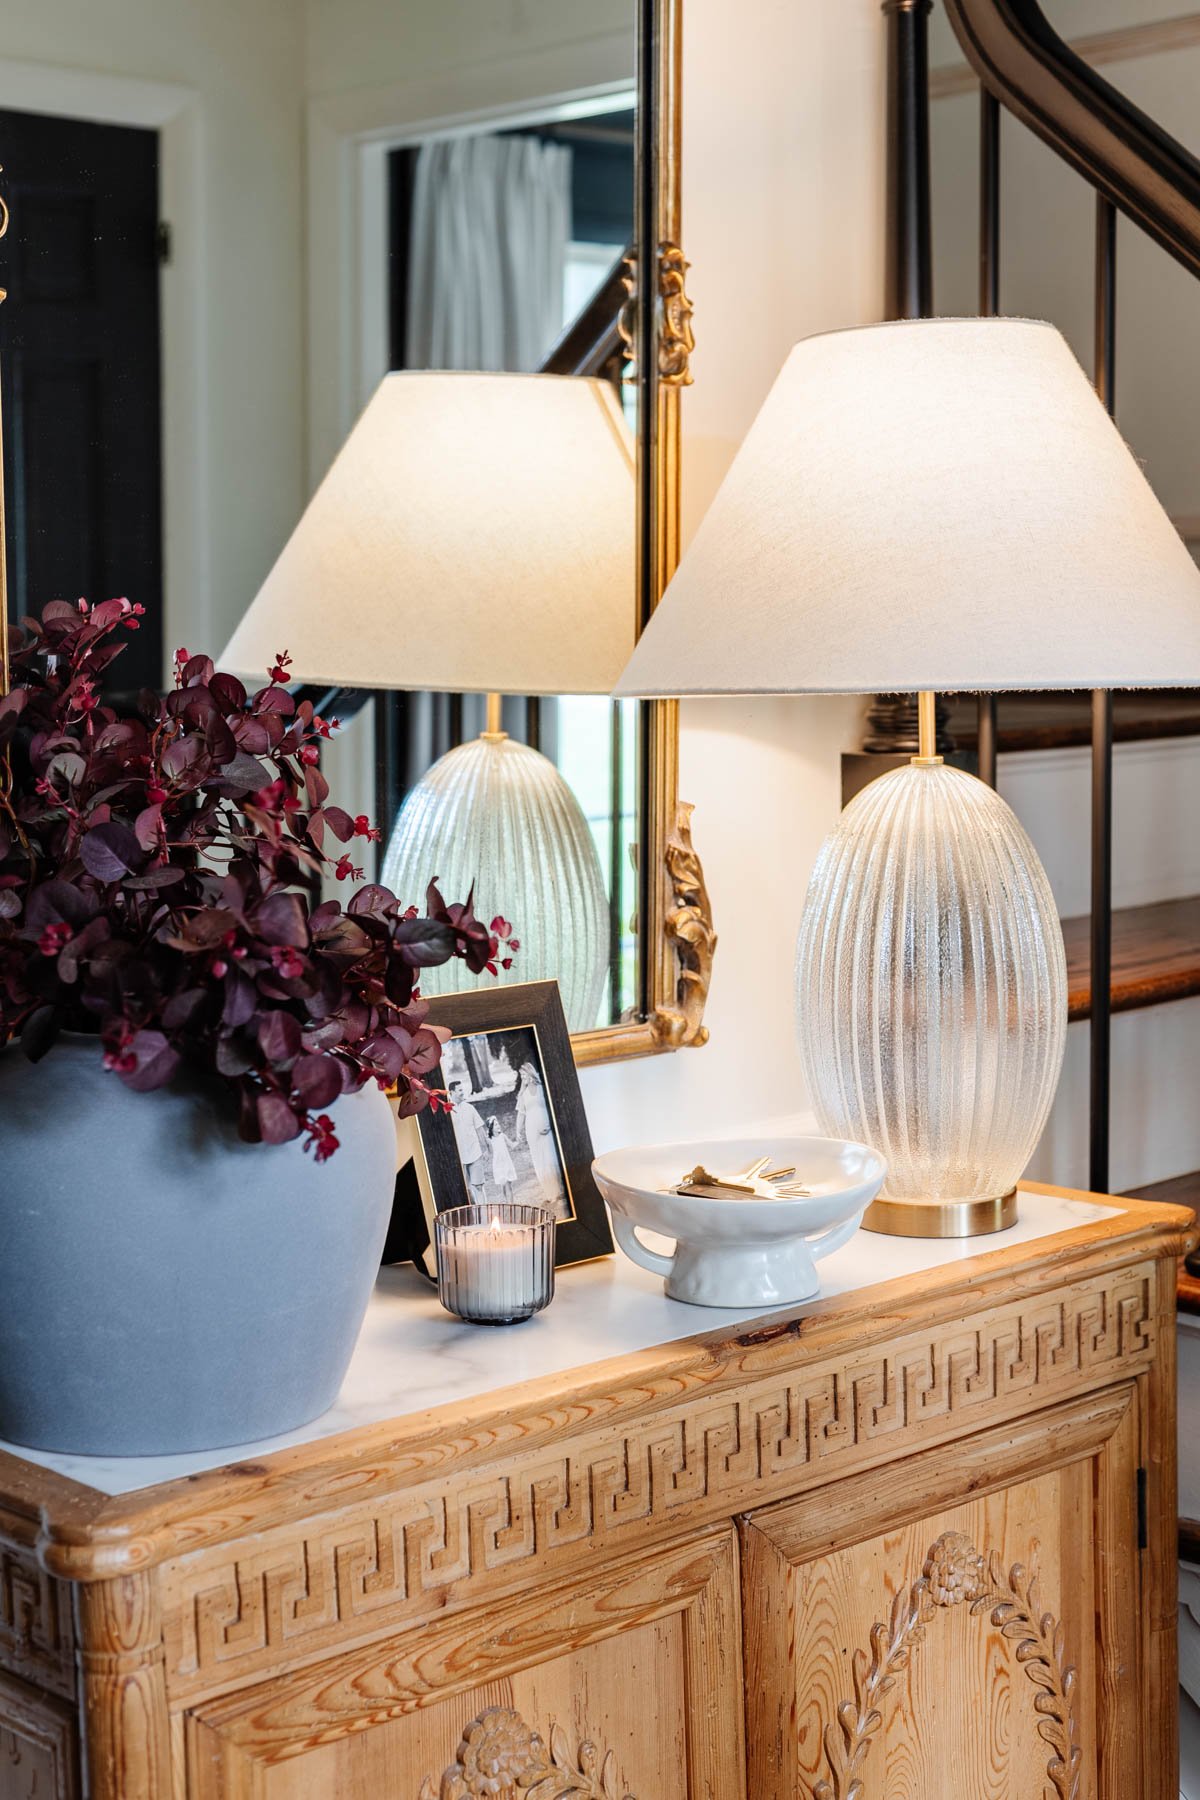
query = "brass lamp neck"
xmin=912 ymin=689 xmax=943 ymax=767
xmin=481 ymin=691 xmax=507 ymax=743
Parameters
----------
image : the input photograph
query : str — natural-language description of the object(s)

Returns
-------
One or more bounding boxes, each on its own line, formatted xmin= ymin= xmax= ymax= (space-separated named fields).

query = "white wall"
xmin=0 ymin=0 xmax=307 ymax=664
xmin=931 ymin=33 xmax=1200 ymax=522
xmin=304 ymin=0 xmax=633 ymax=100
xmin=578 ymin=0 xmax=884 ymax=1150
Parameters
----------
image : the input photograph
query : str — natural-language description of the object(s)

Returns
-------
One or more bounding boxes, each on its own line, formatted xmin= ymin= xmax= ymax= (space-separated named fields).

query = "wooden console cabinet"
xmin=0 ymin=1183 xmax=1191 ymax=1798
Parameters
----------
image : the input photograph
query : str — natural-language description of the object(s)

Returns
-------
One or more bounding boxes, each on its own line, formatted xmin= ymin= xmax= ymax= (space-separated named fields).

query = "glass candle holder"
xmin=434 ymin=1203 xmax=556 ymax=1325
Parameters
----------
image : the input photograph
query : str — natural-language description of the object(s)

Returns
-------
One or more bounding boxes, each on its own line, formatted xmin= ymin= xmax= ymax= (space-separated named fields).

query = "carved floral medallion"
xmin=418 ymin=1708 xmax=633 ymax=1800
xmin=816 ymin=1532 xmax=1081 ymax=1800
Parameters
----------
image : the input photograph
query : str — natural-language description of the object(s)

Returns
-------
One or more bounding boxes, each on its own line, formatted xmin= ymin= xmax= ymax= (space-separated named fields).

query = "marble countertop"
xmin=0 ymin=1187 xmax=1118 ymax=1499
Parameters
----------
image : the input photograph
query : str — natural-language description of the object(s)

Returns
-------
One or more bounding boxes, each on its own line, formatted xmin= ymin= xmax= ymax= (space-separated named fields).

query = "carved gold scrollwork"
xmin=615 ymin=244 xmax=695 ymax=387
xmin=652 ymin=801 xmax=716 ymax=1050
xmin=656 ymin=243 xmax=694 ymax=387
xmin=617 ymin=253 xmax=637 ymax=369
xmin=816 ymin=1531 xmax=1081 ymax=1800
xmin=417 ymin=1707 xmax=634 ymax=1800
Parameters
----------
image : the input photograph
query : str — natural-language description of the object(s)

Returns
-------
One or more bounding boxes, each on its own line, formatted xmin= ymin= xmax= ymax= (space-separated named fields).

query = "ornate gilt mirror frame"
xmin=571 ymin=0 xmax=714 ymax=1069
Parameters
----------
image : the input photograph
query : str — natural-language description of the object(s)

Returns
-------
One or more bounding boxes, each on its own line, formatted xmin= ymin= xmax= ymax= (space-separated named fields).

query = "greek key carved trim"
xmin=816 ymin=1532 xmax=1080 ymax=1800
xmin=0 ymin=1540 xmax=75 ymax=1700
xmin=163 ymin=1269 xmax=1153 ymax=1696
xmin=417 ymin=1709 xmax=633 ymax=1800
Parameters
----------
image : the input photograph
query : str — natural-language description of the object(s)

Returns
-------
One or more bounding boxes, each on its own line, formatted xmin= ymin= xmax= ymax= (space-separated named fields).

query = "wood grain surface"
xmin=0 ymin=1186 xmax=1188 ymax=1800
xmin=185 ymin=1529 xmax=744 ymax=1800
xmin=1063 ymin=893 xmax=1200 ymax=1020
xmin=743 ymin=1388 xmax=1141 ymax=1799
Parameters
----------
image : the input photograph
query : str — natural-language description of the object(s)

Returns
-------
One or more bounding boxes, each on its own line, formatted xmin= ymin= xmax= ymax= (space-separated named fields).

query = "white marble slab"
xmin=3 ymin=1188 xmax=1117 ymax=1498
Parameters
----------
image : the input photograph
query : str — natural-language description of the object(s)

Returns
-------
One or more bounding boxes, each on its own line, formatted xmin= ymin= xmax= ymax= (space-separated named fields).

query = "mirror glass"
xmin=0 ymin=3 xmax=644 ymax=1038
xmin=364 ymin=97 xmax=642 ymax=1034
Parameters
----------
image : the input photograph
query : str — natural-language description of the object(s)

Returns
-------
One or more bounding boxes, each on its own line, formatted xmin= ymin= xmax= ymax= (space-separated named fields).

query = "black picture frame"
xmin=410 ymin=980 xmax=613 ymax=1268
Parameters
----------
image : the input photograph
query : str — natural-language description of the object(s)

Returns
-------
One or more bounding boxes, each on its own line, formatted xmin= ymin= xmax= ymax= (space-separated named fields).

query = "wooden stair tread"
xmin=1124 ymin=1171 xmax=1200 ymax=1209
xmin=946 ymin=689 xmax=1200 ymax=753
xmin=1062 ymin=893 xmax=1200 ymax=1021
xmin=1122 ymin=1172 xmax=1200 ymax=1311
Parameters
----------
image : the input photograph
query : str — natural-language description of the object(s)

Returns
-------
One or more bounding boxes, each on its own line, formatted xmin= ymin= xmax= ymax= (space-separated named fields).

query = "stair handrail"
xmin=943 ymin=0 xmax=1200 ymax=277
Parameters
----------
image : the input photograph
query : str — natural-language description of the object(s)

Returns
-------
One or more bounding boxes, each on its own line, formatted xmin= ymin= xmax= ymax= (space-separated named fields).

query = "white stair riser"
xmin=999 ymin=736 xmax=1200 ymax=917
xmin=1027 ymin=998 xmax=1200 ymax=1192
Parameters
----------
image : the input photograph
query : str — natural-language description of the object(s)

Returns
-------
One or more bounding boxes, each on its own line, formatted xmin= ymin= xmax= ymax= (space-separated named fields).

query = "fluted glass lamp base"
xmin=796 ymin=760 xmax=1067 ymax=1240
xmin=862 ymin=1190 xmax=1019 ymax=1239
xmin=381 ymin=732 xmax=609 ymax=1032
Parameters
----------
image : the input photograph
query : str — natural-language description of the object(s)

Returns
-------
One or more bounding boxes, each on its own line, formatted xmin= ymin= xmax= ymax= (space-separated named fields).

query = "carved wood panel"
xmin=0 ymin=1672 xmax=79 ymax=1800
xmin=742 ymin=1387 xmax=1141 ymax=1798
xmin=161 ymin=1267 xmax=1154 ymax=1699
xmin=183 ymin=1530 xmax=744 ymax=1800
xmin=0 ymin=1540 xmax=75 ymax=1701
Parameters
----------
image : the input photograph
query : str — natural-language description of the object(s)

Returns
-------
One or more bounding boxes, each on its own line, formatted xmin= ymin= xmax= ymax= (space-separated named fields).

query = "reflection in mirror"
xmin=369 ymin=100 xmax=640 ymax=1033
xmin=0 ymin=2 xmax=678 ymax=1051
xmin=223 ymin=368 xmax=638 ymax=1035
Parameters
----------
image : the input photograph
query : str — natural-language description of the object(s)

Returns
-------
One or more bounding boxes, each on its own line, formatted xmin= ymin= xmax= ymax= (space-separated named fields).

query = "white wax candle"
xmin=439 ymin=1216 xmax=546 ymax=1321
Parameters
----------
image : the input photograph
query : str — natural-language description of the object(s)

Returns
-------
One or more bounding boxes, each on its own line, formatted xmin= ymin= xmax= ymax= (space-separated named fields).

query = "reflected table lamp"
xmin=222 ymin=372 xmax=635 ymax=1032
xmin=615 ymin=317 xmax=1200 ymax=1236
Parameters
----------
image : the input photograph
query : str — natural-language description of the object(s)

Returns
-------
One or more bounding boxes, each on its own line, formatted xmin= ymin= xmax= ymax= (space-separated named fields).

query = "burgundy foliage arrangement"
xmin=0 ymin=600 xmax=518 ymax=1159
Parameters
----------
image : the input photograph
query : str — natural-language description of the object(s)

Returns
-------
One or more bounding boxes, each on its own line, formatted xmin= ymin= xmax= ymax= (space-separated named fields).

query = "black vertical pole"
xmin=883 ymin=0 xmax=934 ymax=320
xmin=609 ymin=701 xmax=623 ymax=1022
xmin=975 ymin=88 xmax=1001 ymax=787
xmin=634 ymin=0 xmax=658 ymax=1023
xmin=869 ymin=0 xmax=938 ymax=761
xmin=1090 ymin=194 xmax=1117 ymax=1194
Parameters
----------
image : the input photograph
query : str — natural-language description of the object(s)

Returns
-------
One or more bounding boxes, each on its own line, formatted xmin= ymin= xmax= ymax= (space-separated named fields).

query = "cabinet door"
xmin=0 ymin=1672 xmax=79 ymax=1800
xmin=742 ymin=1385 xmax=1146 ymax=1800
xmin=185 ymin=1527 xmax=744 ymax=1800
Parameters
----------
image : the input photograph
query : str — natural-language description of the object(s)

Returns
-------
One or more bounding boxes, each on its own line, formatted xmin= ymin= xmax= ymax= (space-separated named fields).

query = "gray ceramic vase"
xmin=0 ymin=1035 xmax=399 ymax=1457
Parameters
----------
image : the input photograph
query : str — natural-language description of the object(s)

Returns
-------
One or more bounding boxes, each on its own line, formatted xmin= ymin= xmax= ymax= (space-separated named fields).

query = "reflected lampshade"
xmin=222 ymin=372 xmax=636 ymax=1029
xmin=222 ymin=372 xmax=636 ymax=696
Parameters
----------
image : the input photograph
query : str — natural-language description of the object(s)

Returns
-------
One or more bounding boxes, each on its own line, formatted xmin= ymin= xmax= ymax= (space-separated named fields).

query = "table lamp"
xmin=222 ymin=372 xmax=636 ymax=1031
xmin=614 ymin=317 xmax=1200 ymax=1236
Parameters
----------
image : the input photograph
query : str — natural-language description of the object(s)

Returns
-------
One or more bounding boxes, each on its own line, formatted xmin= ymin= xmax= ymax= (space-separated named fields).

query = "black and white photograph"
xmin=410 ymin=980 xmax=614 ymax=1268
xmin=442 ymin=1027 xmax=573 ymax=1222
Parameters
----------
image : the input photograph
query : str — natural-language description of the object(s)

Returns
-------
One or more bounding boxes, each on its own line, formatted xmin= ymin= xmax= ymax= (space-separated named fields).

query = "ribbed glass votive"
xmin=434 ymin=1203 xmax=556 ymax=1325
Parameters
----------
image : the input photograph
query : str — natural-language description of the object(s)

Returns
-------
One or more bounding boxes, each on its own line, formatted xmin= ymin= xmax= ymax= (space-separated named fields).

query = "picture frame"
xmin=405 ymin=980 xmax=614 ymax=1270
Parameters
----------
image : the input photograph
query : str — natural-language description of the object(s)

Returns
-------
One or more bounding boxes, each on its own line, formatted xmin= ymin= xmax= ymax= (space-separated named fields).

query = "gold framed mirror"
xmin=0 ymin=0 xmax=711 ymax=1070
xmin=572 ymin=0 xmax=714 ymax=1067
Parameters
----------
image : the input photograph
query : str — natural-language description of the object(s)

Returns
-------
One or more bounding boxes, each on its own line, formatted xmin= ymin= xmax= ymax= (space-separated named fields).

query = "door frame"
xmin=0 ymin=57 xmax=202 ymax=685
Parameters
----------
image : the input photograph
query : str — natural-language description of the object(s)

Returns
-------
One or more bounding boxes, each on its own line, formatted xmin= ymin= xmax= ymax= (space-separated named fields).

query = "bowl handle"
xmin=611 ymin=1212 xmax=675 ymax=1277
xmin=808 ymin=1210 xmax=865 ymax=1263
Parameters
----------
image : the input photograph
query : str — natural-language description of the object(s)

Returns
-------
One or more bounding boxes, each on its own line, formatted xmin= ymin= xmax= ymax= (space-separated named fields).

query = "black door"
xmin=0 ymin=107 xmax=163 ymax=692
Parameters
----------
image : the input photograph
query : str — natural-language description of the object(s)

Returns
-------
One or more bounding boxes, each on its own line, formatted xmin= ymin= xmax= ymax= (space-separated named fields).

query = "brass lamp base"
xmin=861 ymin=1189 xmax=1018 ymax=1239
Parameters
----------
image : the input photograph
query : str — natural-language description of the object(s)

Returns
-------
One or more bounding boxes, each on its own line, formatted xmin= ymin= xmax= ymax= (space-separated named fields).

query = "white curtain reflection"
xmin=405 ymin=134 xmax=572 ymax=372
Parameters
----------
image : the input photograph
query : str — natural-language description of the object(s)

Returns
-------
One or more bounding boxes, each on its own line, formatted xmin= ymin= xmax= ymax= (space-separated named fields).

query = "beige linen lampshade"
xmin=221 ymin=369 xmax=637 ymax=1037
xmin=222 ymin=371 xmax=635 ymax=694
xmin=611 ymin=316 xmax=1200 ymax=1241
xmin=614 ymin=316 xmax=1200 ymax=699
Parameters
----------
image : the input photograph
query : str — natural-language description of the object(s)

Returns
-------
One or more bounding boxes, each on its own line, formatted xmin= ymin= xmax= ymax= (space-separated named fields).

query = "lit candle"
xmin=435 ymin=1204 xmax=555 ymax=1325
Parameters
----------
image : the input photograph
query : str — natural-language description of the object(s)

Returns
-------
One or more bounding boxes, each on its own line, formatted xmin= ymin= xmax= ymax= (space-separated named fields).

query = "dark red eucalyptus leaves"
xmin=0 ymin=600 xmax=518 ymax=1158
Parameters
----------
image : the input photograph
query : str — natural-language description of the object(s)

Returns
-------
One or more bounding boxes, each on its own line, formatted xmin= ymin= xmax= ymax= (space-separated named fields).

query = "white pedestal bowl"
xmin=592 ymin=1135 xmax=886 ymax=1308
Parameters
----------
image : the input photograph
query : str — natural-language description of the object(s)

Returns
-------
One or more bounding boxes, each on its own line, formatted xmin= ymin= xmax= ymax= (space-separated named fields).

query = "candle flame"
xmin=489 ymin=1215 xmax=502 ymax=1236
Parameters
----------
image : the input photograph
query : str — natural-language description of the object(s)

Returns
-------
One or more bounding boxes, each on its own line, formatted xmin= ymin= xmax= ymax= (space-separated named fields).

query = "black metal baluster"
xmin=1090 ymin=194 xmax=1117 ymax=1193
xmin=976 ymin=87 xmax=1001 ymax=787
xmin=855 ymin=0 xmax=944 ymax=777
xmin=883 ymin=0 xmax=934 ymax=320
